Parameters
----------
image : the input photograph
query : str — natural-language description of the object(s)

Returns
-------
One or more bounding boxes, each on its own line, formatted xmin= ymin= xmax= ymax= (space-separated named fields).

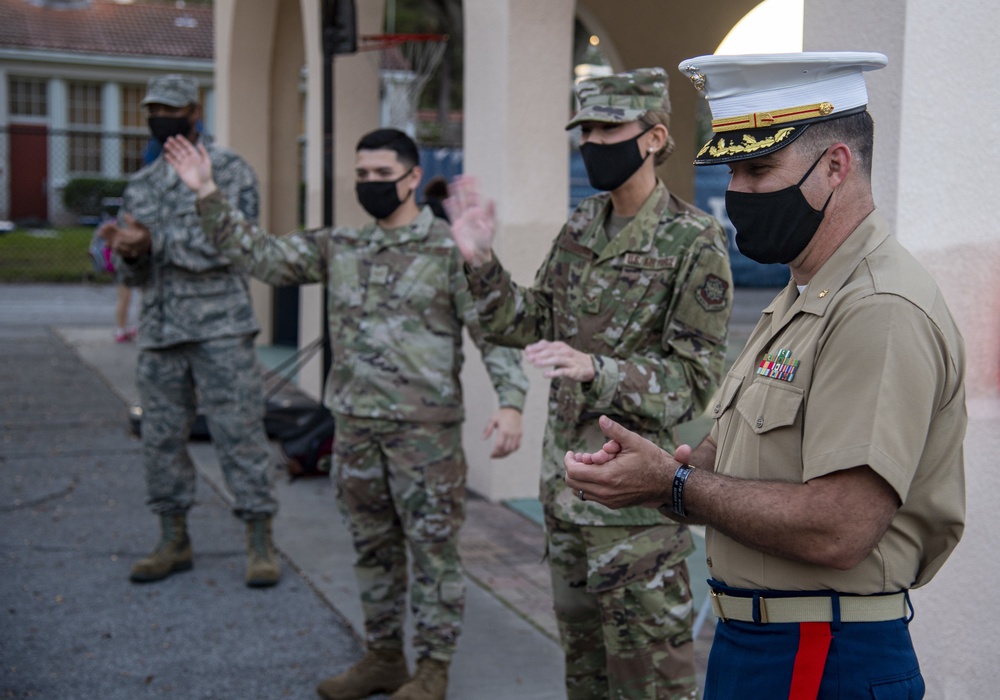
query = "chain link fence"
xmin=1 ymin=124 xmax=151 ymax=283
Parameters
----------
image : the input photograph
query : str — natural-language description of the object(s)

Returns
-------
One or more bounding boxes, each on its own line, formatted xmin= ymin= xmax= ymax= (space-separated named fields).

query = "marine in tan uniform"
xmin=565 ymin=52 xmax=967 ymax=699
xmin=162 ymin=128 xmax=527 ymax=700
xmin=448 ymin=68 xmax=732 ymax=700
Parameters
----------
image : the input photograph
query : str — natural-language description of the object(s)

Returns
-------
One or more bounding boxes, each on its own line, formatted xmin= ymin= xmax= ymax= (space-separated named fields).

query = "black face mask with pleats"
xmin=725 ymin=149 xmax=834 ymax=265
xmin=355 ymin=168 xmax=414 ymax=220
xmin=148 ymin=116 xmax=192 ymax=145
xmin=579 ymin=127 xmax=652 ymax=192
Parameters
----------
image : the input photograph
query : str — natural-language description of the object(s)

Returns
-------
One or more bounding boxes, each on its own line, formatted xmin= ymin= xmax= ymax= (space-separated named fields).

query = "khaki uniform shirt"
xmin=195 ymin=199 xmax=527 ymax=424
xmin=467 ymin=181 xmax=732 ymax=528
xmin=709 ymin=211 xmax=966 ymax=593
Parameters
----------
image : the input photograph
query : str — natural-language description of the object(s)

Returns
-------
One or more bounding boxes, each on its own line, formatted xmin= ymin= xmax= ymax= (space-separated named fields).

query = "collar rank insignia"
xmin=757 ymin=348 xmax=799 ymax=382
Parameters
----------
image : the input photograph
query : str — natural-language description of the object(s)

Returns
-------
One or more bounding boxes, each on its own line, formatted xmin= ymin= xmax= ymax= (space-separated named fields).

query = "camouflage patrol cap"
xmin=141 ymin=74 xmax=199 ymax=108
xmin=565 ymin=67 xmax=670 ymax=130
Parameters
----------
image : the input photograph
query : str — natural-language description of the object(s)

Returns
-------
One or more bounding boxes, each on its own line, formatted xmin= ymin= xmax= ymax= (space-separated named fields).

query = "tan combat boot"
xmin=130 ymin=513 xmax=193 ymax=582
xmin=390 ymin=658 xmax=449 ymax=700
xmin=316 ymin=648 xmax=410 ymax=700
xmin=245 ymin=517 xmax=281 ymax=587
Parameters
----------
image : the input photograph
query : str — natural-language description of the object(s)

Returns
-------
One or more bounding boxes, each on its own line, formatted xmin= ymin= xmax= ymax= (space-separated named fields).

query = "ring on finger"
xmin=578 ymin=489 xmax=586 ymax=501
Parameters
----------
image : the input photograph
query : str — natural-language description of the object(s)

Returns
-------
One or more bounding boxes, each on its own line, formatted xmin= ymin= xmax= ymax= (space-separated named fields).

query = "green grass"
xmin=0 ymin=226 xmax=115 ymax=283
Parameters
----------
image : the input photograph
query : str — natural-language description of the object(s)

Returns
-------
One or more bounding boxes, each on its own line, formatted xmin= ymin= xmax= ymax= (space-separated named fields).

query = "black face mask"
xmin=579 ymin=127 xmax=652 ymax=191
xmin=148 ymin=116 xmax=192 ymax=145
xmin=725 ymin=149 xmax=834 ymax=265
xmin=355 ymin=169 xmax=414 ymax=220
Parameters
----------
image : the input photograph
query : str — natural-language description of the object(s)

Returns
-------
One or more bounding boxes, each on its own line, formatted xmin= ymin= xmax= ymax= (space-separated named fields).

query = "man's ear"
xmin=826 ymin=142 xmax=853 ymax=188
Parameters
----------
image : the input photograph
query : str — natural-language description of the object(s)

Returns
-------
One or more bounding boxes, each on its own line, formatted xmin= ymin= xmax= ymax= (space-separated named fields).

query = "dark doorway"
xmin=272 ymin=285 xmax=300 ymax=347
xmin=9 ymin=124 xmax=49 ymax=223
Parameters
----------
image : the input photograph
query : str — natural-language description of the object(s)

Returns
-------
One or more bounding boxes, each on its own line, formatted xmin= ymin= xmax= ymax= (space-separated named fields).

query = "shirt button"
xmin=713 ymin=403 xmax=721 ymax=413
xmin=756 ymin=416 xmax=764 ymax=428
xmin=706 ymin=557 xmax=713 ymax=568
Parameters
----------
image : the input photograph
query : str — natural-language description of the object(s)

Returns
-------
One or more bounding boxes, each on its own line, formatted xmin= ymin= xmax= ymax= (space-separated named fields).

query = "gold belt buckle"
xmin=709 ymin=589 xmax=727 ymax=622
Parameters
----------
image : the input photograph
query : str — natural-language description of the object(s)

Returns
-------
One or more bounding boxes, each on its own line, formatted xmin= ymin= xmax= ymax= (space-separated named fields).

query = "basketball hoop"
xmin=359 ymin=33 xmax=448 ymax=136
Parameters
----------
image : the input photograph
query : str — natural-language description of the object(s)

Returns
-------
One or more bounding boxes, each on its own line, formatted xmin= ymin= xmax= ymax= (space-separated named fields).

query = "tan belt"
xmin=710 ymin=590 xmax=907 ymax=624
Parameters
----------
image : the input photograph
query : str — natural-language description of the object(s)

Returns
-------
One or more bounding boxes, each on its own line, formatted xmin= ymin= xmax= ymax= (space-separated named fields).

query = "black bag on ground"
xmin=128 ymin=338 xmax=336 ymax=478
xmin=275 ymin=406 xmax=336 ymax=479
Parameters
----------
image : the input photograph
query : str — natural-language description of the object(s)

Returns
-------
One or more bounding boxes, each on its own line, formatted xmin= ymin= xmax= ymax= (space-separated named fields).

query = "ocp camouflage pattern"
xmin=193 ymin=201 xmax=528 ymax=422
xmin=466 ymin=180 xmax=732 ymax=527
xmin=334 ymin=415 xmax=467 ymax=660
xmin=547 ymin=516 xmax=698 ymax=699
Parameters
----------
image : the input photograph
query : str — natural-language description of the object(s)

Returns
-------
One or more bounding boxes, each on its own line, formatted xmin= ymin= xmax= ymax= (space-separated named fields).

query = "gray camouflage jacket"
xmin=194 ymin=198 xmax=528 ymax=424
xmin=116 ymin=135 xmax=260 ymax=350
xmin=466 ymin=181 xmax=732 ymax=526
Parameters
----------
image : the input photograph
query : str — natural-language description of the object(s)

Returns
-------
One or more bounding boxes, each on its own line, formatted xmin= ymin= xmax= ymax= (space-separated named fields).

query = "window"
xmin=121 ymin=84 xmax=149 ymax=173
xmin=8 ymin=77 xmax=48 ymax=117
xmin=68 ymin=81 xmax=102 ymax=174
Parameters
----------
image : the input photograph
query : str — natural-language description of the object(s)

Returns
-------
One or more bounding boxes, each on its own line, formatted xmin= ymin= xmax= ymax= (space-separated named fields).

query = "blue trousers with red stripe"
xmin=703 ymin=595 xmax=924 ymax=699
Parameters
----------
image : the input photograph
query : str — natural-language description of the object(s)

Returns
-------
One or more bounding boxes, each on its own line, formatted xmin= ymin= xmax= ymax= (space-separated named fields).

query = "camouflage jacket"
xmin=116 ymin=135 xmax=260 ymax=350
xmin=467 ymin=181 xmax=732 ymax=526
xmin=195 ymin=198 xmax=528 ymax=423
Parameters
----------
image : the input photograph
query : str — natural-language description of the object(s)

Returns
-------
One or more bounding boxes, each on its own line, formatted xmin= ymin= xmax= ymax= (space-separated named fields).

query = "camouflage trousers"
xmin=333 ymin=415 xmax=467 ymax=662
xmin=136 ymin=336 xmax=278 ymax=520
xmin=546 ymin=514 xmax=698 ymax=700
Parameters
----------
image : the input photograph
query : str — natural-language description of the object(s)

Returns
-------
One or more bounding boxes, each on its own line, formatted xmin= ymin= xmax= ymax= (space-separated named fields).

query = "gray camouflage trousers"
xmin=546 ymin=514 xmax=698 ymax=700
xmin=137 ymin=335 xmax=278 ymax=520
xmin=333 ymin=415 xmax=467 ymax=663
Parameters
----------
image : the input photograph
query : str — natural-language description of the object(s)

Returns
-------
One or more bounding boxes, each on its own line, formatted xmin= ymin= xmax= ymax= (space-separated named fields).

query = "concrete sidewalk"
xmin=1 ymin=282 xmax=778 ymax=699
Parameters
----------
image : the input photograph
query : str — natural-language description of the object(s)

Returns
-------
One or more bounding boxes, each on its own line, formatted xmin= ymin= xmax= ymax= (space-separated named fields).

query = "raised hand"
xmin=163 ymin=135 xmax=217 ymax=198
xmin=444 ymin=175 xmax=496 ymax=267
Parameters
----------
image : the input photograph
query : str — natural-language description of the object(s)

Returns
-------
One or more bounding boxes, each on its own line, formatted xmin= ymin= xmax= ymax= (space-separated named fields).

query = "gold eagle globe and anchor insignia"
xmin=686 ymin=69 xmax=706 ymax=92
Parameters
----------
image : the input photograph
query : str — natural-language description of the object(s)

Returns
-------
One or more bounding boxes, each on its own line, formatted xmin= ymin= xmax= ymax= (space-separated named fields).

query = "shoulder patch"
xmin=695 ymin=273 xmax=730 ymax=312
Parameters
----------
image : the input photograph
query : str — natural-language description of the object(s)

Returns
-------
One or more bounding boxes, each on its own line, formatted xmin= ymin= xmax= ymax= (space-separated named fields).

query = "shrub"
xmin=61 ymin=178 xmax=128 ymax=218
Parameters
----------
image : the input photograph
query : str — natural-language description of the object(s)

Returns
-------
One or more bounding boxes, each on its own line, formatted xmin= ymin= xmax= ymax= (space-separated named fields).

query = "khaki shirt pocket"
xmin=735 ymin=380 xmax=803 ymax=434
xmin=732 ymin=379 xmax=805 ymax=480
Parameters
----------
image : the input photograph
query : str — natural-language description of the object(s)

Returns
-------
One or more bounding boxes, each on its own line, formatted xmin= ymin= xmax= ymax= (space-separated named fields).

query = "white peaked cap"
xmin=677 ymin=52 xmax=888 ymax=164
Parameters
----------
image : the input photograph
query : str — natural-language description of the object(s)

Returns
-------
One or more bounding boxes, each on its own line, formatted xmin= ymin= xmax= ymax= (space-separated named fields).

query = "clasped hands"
xmin=564 ymin=415 xmax=693 ymax=512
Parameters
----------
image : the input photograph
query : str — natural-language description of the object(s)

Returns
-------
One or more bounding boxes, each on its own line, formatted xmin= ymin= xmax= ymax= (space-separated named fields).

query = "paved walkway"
xmin=0 ymin=283 xmax=777 ymax=698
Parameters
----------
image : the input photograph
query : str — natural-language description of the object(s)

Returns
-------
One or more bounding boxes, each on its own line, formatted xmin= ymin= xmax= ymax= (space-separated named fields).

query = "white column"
xmin=48 ymin=78 xmax=68 ymax=225
xmin=0 ymin=67 xmax=10 ymax=220
xmin=202 ymin=87 xmax=216 ymax=137
xmin=805 ymin=2 xmax=1000 ymax=697
xmin=462 ymin=0 xmax=575 ymax=500
xmin=101 ymin=82 xmax=122 ymax=179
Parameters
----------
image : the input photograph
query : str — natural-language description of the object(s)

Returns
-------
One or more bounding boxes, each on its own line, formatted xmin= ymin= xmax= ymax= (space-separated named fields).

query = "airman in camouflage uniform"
xmin=162 ymin=128 xmax=528 ymax=700
xmin=99 ymin=74 xmax=281 ymax=589
xmin=448 ymin=68 xmax=732 ymax=699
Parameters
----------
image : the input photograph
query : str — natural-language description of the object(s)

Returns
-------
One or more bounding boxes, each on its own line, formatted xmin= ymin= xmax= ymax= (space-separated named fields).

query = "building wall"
xmin=0 ymin=52 xmax=212 ymax=225
xmin=806 ymin=1 xmax=1000 ymax=696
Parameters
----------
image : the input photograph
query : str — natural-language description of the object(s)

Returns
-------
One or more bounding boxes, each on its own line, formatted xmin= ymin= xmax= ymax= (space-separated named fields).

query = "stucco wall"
xmin=806 ymin=1 xmax=1000 ymax=696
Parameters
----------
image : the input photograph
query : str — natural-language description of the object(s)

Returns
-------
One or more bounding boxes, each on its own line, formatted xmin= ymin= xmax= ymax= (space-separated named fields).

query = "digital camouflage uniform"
xmin=117 ymin=134 xmax=278 ymax=521
xmin=192 ymin=199 xmax=528 ymax=662
xmin=465 ymin=181 xmax=732 ymax=699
